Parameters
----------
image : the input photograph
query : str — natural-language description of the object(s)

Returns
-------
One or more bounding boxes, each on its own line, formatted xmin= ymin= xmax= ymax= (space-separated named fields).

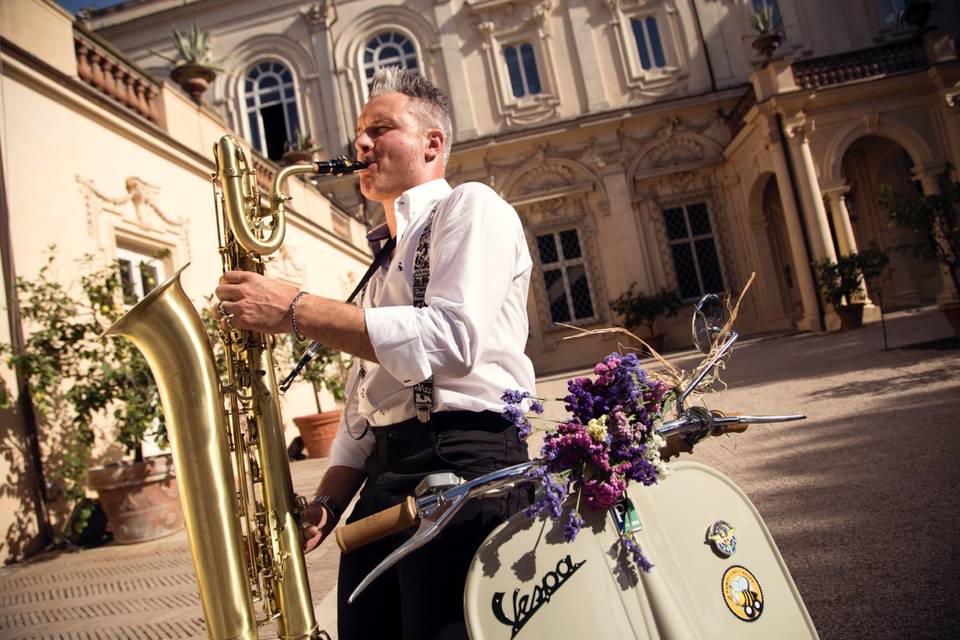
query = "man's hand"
xmin=214 ymin=271 xmax=298 ymax=334
xmin=301 ymin=502 xmax=334 ymax=554
xmin=659 ymin=434 xmax=694 ymax=461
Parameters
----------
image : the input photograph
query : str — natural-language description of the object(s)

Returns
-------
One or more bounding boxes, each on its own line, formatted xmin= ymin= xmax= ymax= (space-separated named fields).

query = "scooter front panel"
xmin=464 ymin=461 xmax=818 ymax=640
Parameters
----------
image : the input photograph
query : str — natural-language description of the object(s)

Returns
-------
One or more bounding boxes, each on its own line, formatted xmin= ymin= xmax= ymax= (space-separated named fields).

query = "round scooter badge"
xmin=721 ymin=565 xmax=764 ymax=622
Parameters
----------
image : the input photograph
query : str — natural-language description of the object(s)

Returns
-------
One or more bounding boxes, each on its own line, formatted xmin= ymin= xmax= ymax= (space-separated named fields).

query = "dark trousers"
xmin=337 ymin=411 xmax=530 ymax=640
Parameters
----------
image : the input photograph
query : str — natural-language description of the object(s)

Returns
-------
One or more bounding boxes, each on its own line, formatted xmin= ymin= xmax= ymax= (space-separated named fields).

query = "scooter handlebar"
xmin=336 ymin=495 xmax=419 ymax=553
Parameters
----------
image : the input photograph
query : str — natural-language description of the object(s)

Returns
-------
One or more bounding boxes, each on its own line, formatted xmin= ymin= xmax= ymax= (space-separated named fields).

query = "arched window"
xmin=244 ymin=61 xmax=300 ymax=161
xmin=362 ymin=31 xmax=419 ymax=88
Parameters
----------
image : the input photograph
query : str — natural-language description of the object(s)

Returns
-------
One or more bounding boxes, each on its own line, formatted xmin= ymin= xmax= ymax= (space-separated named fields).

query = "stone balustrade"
xmin=793 ymin=39 xmax=928 ymax=90
xmin=251 ymin=153 xmax=278 ymax=194
xmin=74 ymin=29 xmax=163 ymax=126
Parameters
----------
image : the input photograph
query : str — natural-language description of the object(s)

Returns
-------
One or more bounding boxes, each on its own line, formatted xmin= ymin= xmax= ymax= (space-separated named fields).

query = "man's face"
xmin=354 ymin=92 xmax=435 ymax=203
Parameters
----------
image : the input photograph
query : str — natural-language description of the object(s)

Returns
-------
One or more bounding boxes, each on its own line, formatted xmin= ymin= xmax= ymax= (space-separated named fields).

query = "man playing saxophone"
xmin=214 ymin=68 xmax=535 ymax=640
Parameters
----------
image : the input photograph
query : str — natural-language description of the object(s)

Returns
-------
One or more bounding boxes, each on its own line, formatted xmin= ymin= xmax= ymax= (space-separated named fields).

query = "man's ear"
xmin=424 ymin=128 xmax=445 ymax=163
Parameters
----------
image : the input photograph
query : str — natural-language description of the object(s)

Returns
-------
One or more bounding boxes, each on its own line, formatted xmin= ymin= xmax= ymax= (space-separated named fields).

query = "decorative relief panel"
xmin=601 ymin=0 xmax=689 ymax=99
xmin=467 ymin=0 xmax=561 ymax=127
xmin=500 ymin=156 xmax=612 ymax=349
xmin=76 ymin=175 xmax=191 ymax=266
xmin=265 ymin=244 xmax=306 ymax=287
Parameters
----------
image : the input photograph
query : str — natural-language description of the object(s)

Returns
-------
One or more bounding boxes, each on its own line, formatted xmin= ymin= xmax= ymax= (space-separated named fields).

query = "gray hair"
xmin=370 ymin=67 xmax=453 ymax=164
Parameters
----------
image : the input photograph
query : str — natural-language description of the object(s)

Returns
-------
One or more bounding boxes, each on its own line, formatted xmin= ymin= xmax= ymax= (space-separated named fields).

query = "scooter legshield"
xmin=464 ymin=461 xmax=819 ymax=640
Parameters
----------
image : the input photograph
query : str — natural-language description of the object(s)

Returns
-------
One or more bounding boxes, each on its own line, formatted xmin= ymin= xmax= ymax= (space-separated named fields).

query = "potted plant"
xmin=899 ymin=0 xmax=937 ymax=31
xmin=152 ymin=22 xmax=223 ymax=103
xmin=747 ymin=1 xmax=783 ymax=58
xmin=1 ymin=251 xmax=182 ymax=545
xmin=287 ymin=340 xmax=349 ymax=459
xmin=609 ymin=284 xmax=682 ymax=354
xmin=879 ymin=169 xmax=960 ymax=335
xmin=813 ymin=244 xmax=890 ymax=330
xmin=281 ymin=129 xmax=316 ymax=166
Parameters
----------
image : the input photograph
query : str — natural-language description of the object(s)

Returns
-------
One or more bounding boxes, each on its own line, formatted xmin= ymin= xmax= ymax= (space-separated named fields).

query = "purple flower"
xmin=528 ymin=350 xmax=667 ymax=571
xmin=501 ymin=389 xmax=530 ymax=404
xmin=622 ymin=536 xmax=654 ymax=572
xmin=563 ymin=509 xmax=585 ymax=543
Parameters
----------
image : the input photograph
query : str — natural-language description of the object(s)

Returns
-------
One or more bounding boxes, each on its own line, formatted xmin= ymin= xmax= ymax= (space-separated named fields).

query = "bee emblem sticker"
xmin=706 ymin=520 xmax=737 ymax=557
xmin=721 ymin=565 xmax=764 ymax=622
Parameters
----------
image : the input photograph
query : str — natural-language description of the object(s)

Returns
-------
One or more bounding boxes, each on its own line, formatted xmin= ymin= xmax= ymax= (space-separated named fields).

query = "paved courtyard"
xmin=1 ymin=306 xmax=958 ymax=639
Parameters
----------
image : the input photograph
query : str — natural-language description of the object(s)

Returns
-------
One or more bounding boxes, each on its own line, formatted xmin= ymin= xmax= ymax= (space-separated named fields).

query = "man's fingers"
xmin=221 ymin=270 xmax=255 ymax=284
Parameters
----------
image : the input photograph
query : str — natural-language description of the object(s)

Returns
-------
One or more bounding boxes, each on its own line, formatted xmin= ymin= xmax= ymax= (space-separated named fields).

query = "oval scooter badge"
xmin=706 ymin=520 xmax=737 ymax=558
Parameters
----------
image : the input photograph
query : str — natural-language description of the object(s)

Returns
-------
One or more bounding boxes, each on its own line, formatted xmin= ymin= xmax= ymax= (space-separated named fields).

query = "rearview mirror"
xmin=692 ymin=294 xmax=726 ymax=353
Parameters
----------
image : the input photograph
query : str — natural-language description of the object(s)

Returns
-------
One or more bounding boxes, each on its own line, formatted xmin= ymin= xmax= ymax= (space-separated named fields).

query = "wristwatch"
xmin=310 ymin=494 xmax=341 ymax=526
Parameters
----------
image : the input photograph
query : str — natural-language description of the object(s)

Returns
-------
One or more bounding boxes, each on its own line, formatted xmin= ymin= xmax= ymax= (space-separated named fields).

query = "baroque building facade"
xmin=90 ymin=0 xmax=960 ymax=374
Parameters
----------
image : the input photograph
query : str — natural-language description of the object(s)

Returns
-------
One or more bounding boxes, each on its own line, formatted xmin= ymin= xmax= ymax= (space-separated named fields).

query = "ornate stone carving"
xmin=302 ymin=1 xmax=335 ymax=31
xmin=468 ymin=0 xmax=554 ymax=36
xmin=266 ymin=244 xmax=306 ymax=286
xmin=515 ymin=163 xmax=575 ymax=195
xmin=76 ymin=175 xmax=190 ymax=261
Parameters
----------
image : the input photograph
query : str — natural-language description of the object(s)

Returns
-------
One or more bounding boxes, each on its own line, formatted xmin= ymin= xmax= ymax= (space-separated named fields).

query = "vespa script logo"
xmin=491 ymin=555 xmax=586 ymax=638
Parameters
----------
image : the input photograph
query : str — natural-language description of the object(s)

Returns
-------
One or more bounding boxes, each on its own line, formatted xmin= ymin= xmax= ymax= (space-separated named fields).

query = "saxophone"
xmin=102 ymin=135 xmax=367 ymax=640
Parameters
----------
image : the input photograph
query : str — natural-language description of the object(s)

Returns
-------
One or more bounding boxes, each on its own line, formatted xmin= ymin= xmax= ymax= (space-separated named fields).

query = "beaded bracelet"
xmin=289 ymin=291 xmax=308 ymax=341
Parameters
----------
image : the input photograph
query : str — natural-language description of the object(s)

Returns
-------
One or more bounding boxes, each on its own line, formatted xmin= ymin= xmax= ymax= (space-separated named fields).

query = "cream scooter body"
xmin=464 ymin=461 xmax=818 ymax=640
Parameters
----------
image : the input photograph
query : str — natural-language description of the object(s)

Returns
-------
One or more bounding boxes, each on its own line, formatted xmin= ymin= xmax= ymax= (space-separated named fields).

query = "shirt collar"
xmin=393 ymin=179 xmax=452 ymax=242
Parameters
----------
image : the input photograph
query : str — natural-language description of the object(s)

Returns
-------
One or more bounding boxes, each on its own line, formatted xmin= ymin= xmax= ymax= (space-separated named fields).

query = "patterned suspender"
xmin=355 ymin=202 xmax=439 ymax=429
xmin=412 ymin=204 xmax=438 ymax=422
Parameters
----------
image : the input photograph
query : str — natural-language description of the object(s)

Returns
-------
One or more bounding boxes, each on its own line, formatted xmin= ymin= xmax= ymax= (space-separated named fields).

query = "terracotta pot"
xmin=87 ymin=453 xmax=183 ymax=544
xmin=751 ymin=33 xmax=782 ymax=57
xmin=293 ymin=411 xmax=341 ymax=458
xmin=939 ymin=302 xmax=960 ymax=337
xmin=836 ymin=303 xmax=865 ymax=331
xmin=170 ymin=63 xmax=217 ymax=103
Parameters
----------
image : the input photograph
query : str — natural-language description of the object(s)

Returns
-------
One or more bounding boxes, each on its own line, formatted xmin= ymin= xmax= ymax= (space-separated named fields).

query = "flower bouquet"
xmin=502 ymin=351 xmax=672 ymax=571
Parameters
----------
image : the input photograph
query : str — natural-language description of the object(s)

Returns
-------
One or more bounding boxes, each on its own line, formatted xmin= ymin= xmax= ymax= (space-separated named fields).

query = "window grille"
xmin=661 ymin=202 xmax=725 ymax=299
xmin=630 ymin=17 xmax=667 ymax=70
xmin=244 ymin=61 xmax=300 ymax=161
xmin=503 ymin=43 xmax=542 ymax=98
xmin=363 ymin=32 xmax=419 ymax=88
xmin=536 ymin=229 xmax=595 ymax=324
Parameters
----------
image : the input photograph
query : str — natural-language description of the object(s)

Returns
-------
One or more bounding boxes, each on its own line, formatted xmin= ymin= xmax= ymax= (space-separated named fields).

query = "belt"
xmin=371 ymin=410 xmax=509 ymax=448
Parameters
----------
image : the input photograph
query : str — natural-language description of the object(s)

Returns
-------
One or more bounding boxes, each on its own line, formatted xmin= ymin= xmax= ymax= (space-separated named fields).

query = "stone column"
xmin=304 ymin=1 xmax=349 ymax=155
xmin=784 ymin=119 xmax=837 ymax=265
xmin=769 ymin=140 xmax=822 ymax=332
xmin=433 ymin=0 xmax=479 ymax=139
xmin=823 ymin=186 xmax=858 ymax=256
xmin=824 ymin=185 xmax=878 ymax=311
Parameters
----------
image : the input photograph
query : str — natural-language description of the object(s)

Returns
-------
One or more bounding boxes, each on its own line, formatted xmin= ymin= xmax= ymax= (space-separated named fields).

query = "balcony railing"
xmin=792 ymin=39 xmax=928 ymax=90
xmin=74 ymin=28 xmax=164 ymax=126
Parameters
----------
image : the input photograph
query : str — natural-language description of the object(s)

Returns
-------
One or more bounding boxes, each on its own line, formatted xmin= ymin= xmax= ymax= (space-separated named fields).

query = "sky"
xmin=57 ymin=0 xmax=129 ymax=14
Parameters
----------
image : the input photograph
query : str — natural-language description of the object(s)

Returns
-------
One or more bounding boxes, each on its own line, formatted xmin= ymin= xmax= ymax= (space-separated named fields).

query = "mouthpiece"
xmin=313 ymin=157 xmax=369 ymax=176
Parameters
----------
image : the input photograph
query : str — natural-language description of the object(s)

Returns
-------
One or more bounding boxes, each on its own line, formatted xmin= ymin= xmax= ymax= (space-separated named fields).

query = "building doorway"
xmin=762 ymin=175 xmax=803 ymax=327
xmin=841 ymin=136 xmax=938 ymax=309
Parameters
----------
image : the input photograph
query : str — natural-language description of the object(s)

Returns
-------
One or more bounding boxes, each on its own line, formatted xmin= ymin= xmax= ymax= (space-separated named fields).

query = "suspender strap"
xmin=412 ymin=204 xmax=439 ymax=423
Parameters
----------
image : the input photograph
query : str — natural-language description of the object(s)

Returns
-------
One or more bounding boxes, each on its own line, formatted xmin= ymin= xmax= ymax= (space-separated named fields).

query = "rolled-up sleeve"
xmin=365 ymin=305 xmax=432 ymax=385
xmin=365 ymin=183 xmax=523 ymax=385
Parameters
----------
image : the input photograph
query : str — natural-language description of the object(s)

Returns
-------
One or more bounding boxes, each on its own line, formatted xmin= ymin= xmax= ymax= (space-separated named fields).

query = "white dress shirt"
xmin=329 ymin=178 xmax=536 ymax=470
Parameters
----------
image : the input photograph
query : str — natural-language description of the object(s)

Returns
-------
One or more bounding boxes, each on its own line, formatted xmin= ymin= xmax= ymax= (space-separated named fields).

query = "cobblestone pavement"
xmin=1 ymin=307 xmax=958 ymax=639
